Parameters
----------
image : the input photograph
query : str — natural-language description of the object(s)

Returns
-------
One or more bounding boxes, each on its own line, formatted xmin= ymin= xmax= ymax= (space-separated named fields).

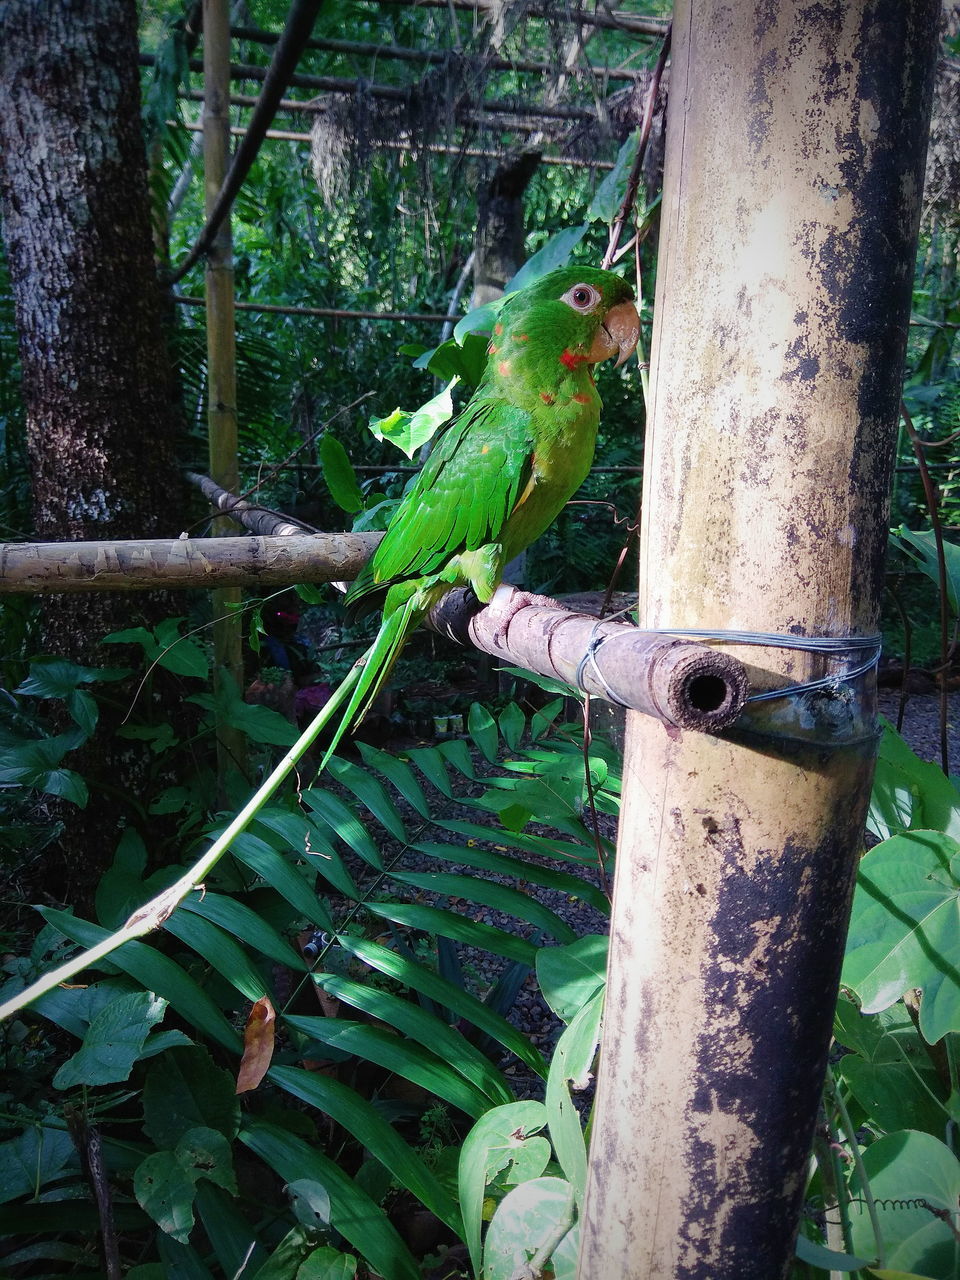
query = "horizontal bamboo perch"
xmin=0 ymin=534 xmax=382 ymax=593
xmin=433 ymin=587 xmax=748 ymax=733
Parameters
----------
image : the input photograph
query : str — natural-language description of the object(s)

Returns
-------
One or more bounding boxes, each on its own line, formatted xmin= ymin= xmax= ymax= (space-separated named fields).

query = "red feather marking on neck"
xmin=540 ymin=392 xmax=555 ymax=405
xmin=559 ymin=349 xmax=585 ymax=370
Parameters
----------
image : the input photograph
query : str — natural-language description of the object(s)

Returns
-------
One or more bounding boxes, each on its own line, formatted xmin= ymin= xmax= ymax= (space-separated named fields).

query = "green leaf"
xmin=483 ymin=1177 xmax=576 ymax=1280
xmin=163 ymin=912 xmax=270 ymax=1003
xmin=37 ymin=909 xmax=239 ymax=1050
xmin=53 ymin=990 xmax=167 ymax=1088
xmin=412 ymin=332 xmax=489 ymax=387
xmin=189 ymin=694 xmax=298 ymax=746
xmin=587 ymin=131 xmax=641 ymax=223
xmin=467 ymin=701 xmax=499 ymax=763
xmin=15 ymin=657 xmax=126 ymax=699
xmin=890 ymin=527 xmax=960 ymax=615
xmin=537 ymin=935 xmax=608 ymax=1023
xmin=408 ymin=746 xmax=453 ymax=796
xmin=530 ymin=697 xmax=567 ymax=741
xmin=847 ymin=1130 xmax=960 ymax=1274
xmin=182 ymin=893 xmax=305 ymax=971
xmin=232 ymin=823 xmax=346 ymax=919
xmin=365 ymin=900 xmax=537 ymax=967
xmin=368 ymin=381 xmax=455 ymax=459
xmin=296 ymin=1248 xmax=358 ymax=1280
xmin=302 ymin=788 xmax=382 ymax=869
xmin=793 ymin=1233 xmax=871 ymax=1271
xmin=284 ymin=1015 xmax=491 ymax=1117
xmin=332 ymin=935 xmax=547 ymax=1078
xmin=506 ymin=226 xmax=589 ymax=292
xmin=842 ymin=831 xmax=960 ymax=1042
xmin=318 ymin=975 xmax=515 ymax=1105
xmin=388 ymin=870 xmax=577 ymax=944
xmin=356 ymin=742 xmax=430 ymax=818
xmin=0 ymin=1124 xmax=77 ymax=1205
xmin=320 ymin=432 xmax=364 ymax=514
xmin=142 ymin=1046 xmax=240 ymax=1150
xmin=454 ymin=296 xmax=509 ymax=344
xmin=286 ymin=1179 xmax=332 ymax=1230
xmin=240 ymin=1122 xmax=421 ymax=1280
xmin=68 ymin=688 xmax=98 ymax=735
xmin=497 ymin=702 xmax=527 ymax=753
xmin=868 ymin=720 xmax=960 ymax=842
xmin=134 ymin=1127 xmax=236 ymax=1244
xmin=326 ymin=756 xmax=407 ymax=842
xmin=269 ymin=1065 xmax=463 ymax=1238
xmin=545 ymin=992 xmax=602 ymax=1207
xmin=458 ymin=1101 xmax=550 ymax=1277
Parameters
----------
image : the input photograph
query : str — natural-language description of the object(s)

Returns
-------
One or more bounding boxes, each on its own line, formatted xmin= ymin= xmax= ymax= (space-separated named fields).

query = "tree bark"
xmin=0 ymin=0 xmax=188 ymax=892
xmin=0 ymin=0 xmax=186 ymax=650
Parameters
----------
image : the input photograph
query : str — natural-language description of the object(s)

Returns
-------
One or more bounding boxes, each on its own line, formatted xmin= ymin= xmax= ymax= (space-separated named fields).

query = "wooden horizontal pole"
xmin=227 ymin=25 xmax=653 ymax=81
xmin=0 ymin=533 xmax=382 ymax=594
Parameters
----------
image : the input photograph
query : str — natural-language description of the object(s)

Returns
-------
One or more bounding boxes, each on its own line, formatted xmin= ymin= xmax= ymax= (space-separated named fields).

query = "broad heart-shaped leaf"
xmin=483 ymin=1177 xmax=576 ymax=1280
xmin=868 ymin=720 xmax=960 ymax=843
xmin=890 ymin=527 xmax=960 ymax=615
xmin=134 ymin=1127 xmax=236 ymax=1244
xmin=847 ymin=1130 xmax=960 ymax=1276
xmin=15 ymin=657 xmax=128 ymax=699
xmin=240 ymin=1122 xmax=421 ymax=1280
xmin=53 ymin=990 xmax=167 ymax=1089
xmin=537 ymin=935 xmax=608 ymax=1024
xmin=37 ymin=909 xmax=239 ymax=1050
xmin=142 ymin=1046 xmax=240 ymax=1151
xmin=833 ymin=996 xmax=948 ymax=1137
xmin=842 ymin=831 xmax=960 ymax=1043
xmin=0 ymin=1124 xmax=77 ymax=1206
xmin=458 ymin=1101 xmax=551 ymax=1278
xmin=319 ymin=432 xmax=364 ymax=514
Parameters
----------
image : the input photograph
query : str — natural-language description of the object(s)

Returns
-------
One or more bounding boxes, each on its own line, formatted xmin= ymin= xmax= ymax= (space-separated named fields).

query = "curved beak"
xmin=587 ymin=300 xmax=641 ymax=367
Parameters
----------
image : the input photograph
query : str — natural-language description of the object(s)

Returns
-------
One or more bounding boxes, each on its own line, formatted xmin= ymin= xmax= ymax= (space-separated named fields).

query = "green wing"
xmin=347 ymin=398 xmax=533 ymax=614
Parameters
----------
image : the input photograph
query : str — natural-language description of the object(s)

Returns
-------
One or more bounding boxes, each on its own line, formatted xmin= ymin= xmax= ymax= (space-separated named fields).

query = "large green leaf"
xmin=325 ymin=756 xmax=408 ymax=842
xmin=240 ymin=1122 xmax=420 ymax=1280
xmin=269 ymin=1065 xmax=463 ymax=1238
xmin=537 ymin=935 xmax=608 ymax=1023
xmin=142 ymin=1046 xmax=240 ymax=1149
xmin=181 ymin=893 xmax=305 ymax=971
xmin=53 ymin=990 xmax=167 ymax=1089
xmin=890 ymin=527 xmax=960 ymax=615
xmin=332 ymin=935 xmax=547 ymax=1078
xmin=163 ymin=912 xmax=270 ymax=1003
xmin=868 ymin=721 xmax=960 ymax=843
xmin=545 ymin=992 xmax=601 ymax=1208
xmin=367 ymin=381 xmax=455 ymax=459
xmin=355 ymin=742 xmax=430 ymax=818
xmin=38 ymin=909 xmax=239 ymax=1050
xmin=0 ymin=1124 xmax=77 ymax=1205
xmin=318 ymin=974 xmax=515 ymax=1104
xmin=842 ymin=831 xmax=960 ymax=1043
xmin=302 ymin=788 xmax=383 ymax=869
xmin=417 ymin=832 xmax=610 ymax=914
xmin=231 ymin=823 xmax=345 ymax=919
xmin=458 ymin=1101 xmax=550 ymax=1277
xmin=389 ymin=870 xmax=576 ymax=943
xmin=284 ymin=1015 xmax=491 ymax=1117
xmin=847 ymin=1130 xmax=960 ymax=1276
xmin=483 ymin=1177 xmax=576 ymax=1280
xmin=134 ymin=1128 xmax=236 ymax=1245
xmin=320 ymin=432 xmax=364 ymax=514
xmin=365 ymin=899 xmax=538 ymax=967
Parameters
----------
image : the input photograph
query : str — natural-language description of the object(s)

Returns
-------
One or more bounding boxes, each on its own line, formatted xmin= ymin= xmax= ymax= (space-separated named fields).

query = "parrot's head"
xmin=488 ymin=266 xmax=640 ymax=383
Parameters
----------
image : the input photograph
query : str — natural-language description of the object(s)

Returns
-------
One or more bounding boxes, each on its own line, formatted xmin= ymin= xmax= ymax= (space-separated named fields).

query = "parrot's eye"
xmin=561 ymin=283 xmax=602 ymax=313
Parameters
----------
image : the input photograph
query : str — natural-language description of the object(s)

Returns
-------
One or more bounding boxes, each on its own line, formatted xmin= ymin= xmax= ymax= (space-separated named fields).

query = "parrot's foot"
xmin=486 ymin=584 xmax=560 ymax=647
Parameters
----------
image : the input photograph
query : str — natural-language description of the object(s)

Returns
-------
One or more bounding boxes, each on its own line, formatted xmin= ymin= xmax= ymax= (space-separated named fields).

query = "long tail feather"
xmin=320 ymin=592 xmax=424 ymax=767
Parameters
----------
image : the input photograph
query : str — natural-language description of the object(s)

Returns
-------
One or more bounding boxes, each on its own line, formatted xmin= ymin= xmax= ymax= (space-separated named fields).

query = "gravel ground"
xmin=878 ymin=688 xmax=960 ymax=771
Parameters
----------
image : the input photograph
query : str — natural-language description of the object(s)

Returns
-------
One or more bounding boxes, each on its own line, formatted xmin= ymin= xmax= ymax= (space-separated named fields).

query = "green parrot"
xmin=317 ymin=265 xmax=639 ymax=763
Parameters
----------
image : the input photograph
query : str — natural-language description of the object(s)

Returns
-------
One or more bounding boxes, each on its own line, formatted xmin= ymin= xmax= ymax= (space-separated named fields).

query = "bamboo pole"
xmin=203 ymin=0 xmax=245 ymax=778
xmin=578 ymin=4 xmax=941 ymax=1278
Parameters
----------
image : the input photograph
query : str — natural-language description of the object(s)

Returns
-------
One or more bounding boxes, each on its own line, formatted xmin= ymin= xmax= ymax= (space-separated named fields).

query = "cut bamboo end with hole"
xmin=429 ymin=587 xmax=749 ymax=732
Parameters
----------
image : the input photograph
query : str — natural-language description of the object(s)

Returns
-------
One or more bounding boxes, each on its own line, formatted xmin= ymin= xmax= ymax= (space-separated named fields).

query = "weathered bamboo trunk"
xmin=204 ymin=0 xmax=245 ymax=776
xmin=578 ymin=4 xmax=940 ymax=1277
